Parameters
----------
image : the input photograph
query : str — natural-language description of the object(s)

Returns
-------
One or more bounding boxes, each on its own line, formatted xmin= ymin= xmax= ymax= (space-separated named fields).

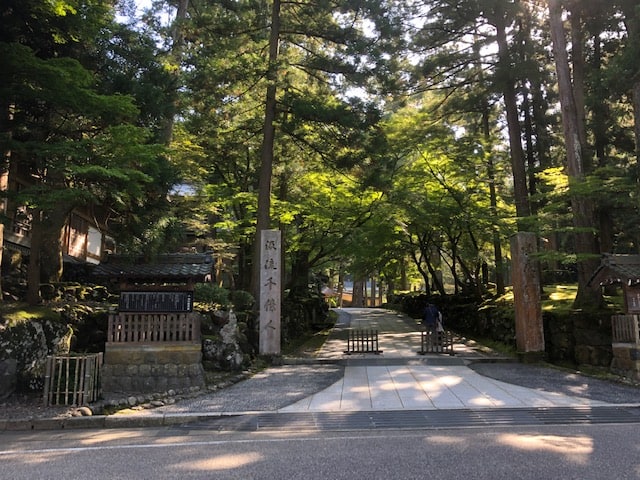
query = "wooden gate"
xmin=344 ymin=329 xmax=383 ymax=354
xmin=418 ymin=330 xmax=454 ymax=355
xmin=43 ymin=353 xmax=103 ymax=406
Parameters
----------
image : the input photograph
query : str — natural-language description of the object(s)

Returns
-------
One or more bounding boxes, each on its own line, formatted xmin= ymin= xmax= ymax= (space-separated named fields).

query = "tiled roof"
xmin=589 ymin=254 xmax=640 ymax=286
xmin=92 ymin=253 xmax=214 ymax=282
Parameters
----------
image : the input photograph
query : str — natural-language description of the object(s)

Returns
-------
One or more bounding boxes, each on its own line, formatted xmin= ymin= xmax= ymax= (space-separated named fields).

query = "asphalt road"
xmin=1 ymin=423 xmax=639 ymax=479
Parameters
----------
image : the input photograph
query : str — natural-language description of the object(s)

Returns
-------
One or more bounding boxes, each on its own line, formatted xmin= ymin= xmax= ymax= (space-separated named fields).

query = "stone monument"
xmin=510 ymin=232 xmax=545 ymax=361
xmin=259 ymin=230 xmax=281 ymax=355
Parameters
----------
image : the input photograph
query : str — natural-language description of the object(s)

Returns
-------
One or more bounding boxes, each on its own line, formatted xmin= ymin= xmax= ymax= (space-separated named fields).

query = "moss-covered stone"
xmin=0 ymin=311 xmax=72 ymax=392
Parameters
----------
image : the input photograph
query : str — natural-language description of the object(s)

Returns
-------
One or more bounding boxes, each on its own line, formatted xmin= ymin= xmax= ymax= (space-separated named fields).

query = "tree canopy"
xmin=3 ymin=0 xmax=640 ymax=309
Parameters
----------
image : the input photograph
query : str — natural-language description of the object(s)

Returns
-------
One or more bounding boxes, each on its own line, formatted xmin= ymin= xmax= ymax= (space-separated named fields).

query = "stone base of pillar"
xmin=517 ymin=351 xmax=546 ymax=364
xmin=102 ymin=343 xmax=205 ymax=394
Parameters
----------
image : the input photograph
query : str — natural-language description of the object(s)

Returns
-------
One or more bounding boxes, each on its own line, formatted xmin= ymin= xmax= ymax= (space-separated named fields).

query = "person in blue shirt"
xmin=422 ymin=303 xmax=441 ymax=333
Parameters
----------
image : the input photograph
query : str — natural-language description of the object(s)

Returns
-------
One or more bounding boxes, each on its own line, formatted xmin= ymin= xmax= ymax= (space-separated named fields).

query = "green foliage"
xmin=0 ymin=304 xmax=62 ymax=328
xmin=229 ymin=290 xmax=255 ymax=312
xmin=378 ymin=96 xmax=513 ymax=294
xmin=0 ymin=1 xmax=185 ymax=301
xmin=4 ymin=0 xmax=640 ymax=316
xmin=194 ymin=283 xmax=230 ymax=308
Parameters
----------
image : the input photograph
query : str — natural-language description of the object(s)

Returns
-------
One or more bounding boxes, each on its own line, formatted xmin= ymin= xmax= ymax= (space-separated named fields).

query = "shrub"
xmin=194 ymin=283 xmax=230 ymax=307
xmin=229 ymin=290 xmax=254 ymax=311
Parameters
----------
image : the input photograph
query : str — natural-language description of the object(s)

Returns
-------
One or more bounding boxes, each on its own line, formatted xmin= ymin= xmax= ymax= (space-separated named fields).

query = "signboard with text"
xmin=119 ymin=291 xmax=193 ymax=312
xmin=626 ymin=289 xmax=640 ymax=313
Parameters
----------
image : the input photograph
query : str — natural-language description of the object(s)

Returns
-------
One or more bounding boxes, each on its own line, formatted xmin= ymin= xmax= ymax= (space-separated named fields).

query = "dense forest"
xmin=2 ymin=0 xmax=640 ymax=311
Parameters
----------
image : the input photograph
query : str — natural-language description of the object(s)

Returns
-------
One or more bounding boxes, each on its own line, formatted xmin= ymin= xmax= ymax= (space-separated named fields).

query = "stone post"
xmin=510 ymin=232 xmax=545 ymax=360
xmin=259 ymin=229 xmax=281 ymax=355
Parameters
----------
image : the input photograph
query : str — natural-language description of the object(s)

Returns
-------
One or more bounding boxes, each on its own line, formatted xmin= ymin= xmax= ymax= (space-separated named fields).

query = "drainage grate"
xmin=178 ymin=406 xmax=640 ymax=432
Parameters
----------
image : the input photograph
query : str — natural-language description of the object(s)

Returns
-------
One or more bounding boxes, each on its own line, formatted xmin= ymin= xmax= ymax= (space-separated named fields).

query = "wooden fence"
xmin=43 ymin=353 xmax=103 ymax=406
xmin=418 ymin=330 xmax=454 ymax=355
xmin=107 ymin=312 xmax=201 ymax=343
xmin=344 ymin=329 xmax=383 ymax=354
xmin=611 ymin=314 xmax=640 ymax=344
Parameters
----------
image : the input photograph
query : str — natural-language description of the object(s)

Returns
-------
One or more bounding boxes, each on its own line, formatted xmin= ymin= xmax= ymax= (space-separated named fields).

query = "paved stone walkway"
xmin=279 ymin=308 xmax=612 ymax=412
xmin=130 ymin=307 xmax=640 ymax=423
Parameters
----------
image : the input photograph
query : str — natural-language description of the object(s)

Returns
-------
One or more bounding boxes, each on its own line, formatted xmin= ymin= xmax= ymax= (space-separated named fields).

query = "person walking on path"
xmin=422 ymin=302 xmax=442 ymax=333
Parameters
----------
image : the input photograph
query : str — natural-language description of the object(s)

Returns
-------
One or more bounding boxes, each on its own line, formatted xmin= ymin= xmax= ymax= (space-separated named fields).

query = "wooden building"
xmin=589 ymin=254 xmax=640 ymax=380
xmin=93 ymin=253 xmax=213 ymax=394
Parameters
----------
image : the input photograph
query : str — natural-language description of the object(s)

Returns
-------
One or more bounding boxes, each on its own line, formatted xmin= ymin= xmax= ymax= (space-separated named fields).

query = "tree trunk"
xmin=338 ymin=267 xmax=345 ymax=307
xmin=161 ymin=0 xmax=189 ymax=145
xmin=0 ymin=103 xmax=13 ymax=302
xmin=569 ymin=4 xmax=590 ymax=165
xmin=26 ymin=210 xmax=44 ymax=305
xmin=531 ymin=76 xmax=552 ymax=171
xmin=26 ymin=205 xmax=70 ymax=305
xmin=352 ymin=279 xmax=365 ymax=307
xmin=252 ymin=0 xmax=281 ymax=303
xmin=236 ymin=238 xmax=252 ymax=291
xmin=548 ymin=0 xmax=602 ymax=308
xmin=482 ymin=108 xmax=505 ymax=295
xmin=589 ymin=26 xmax=615 ymax=255
xmin=386 ymin=277 xmax=395 ymax=298
xmin=370 ymin=276 xmax=377 ymax=307
xmin=621 ymin=3 xmax=640 ymax=172
xmin=491 ymin=8 xmax=532 ymax=229
xmin=288 ymin=249 xmax=310 ymax=296
xmin=634 ymin=79 xmax=640 ymax=174
xmin=39 ymin=208 xmax=68 ymax=283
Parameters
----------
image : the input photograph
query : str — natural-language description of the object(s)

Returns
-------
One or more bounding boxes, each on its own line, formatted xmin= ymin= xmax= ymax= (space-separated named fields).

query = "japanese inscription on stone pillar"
xmin=259 ymin=229 xmax=281 ymax=355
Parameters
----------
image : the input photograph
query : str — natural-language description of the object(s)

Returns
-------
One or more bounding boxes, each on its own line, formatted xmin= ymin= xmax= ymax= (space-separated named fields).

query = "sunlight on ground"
xmin=467 ymin=396 xmax=498 ymax=407
xmin=374 ymin=382 xmax=399 ymax=392
xmin=434 ymin=375 xmax=464 ymax=387
xmin=176 ymin=452 xmax=263 ymax=471
xmin=4 ymin=451 xmax=68 ymax=463
xmin=542 ymin=285 xmax=578 ymax=312
xmin=347 ymin=385 xmax=370 ymax=393
xmin=547 ymin=285 xmax=578 ymax=302
xmin=498 ymin=434 xmax=592 ymax=464
xmin=390 ymin=379 xmax=418 ymax=390
xmin=80 ymin=430 xmax=147 ymax=446
xmin=428 ymin=435 xmax=468 ymax=446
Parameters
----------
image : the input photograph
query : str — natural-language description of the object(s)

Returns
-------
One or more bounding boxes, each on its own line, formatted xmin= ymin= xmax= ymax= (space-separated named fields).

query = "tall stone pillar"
xmin=510 ymin=232 xmax=545 ymax=360
xmin=259 ymin=229 xmax=281 ymax=355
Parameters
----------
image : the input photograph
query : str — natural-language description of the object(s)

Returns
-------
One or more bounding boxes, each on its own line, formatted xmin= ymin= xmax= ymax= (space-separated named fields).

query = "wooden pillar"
xmin=510 ymin=232 xmax=545 ymax=360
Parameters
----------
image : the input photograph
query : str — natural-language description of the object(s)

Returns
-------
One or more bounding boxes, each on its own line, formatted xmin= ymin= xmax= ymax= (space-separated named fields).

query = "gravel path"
xmin=469 ymin=362 xmax=640 ymax=404
xmin=148 ymin=361 xmax=640 ymax=415
xmin=131 ymin=363 xmax=345 ymax=414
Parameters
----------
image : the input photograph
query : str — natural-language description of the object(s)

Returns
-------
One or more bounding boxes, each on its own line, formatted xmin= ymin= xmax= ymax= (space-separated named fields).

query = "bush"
xmin=194 ymin=283 xmax=230 ymax=307
xmin=229 ymin=290 xmax=254 ymax=311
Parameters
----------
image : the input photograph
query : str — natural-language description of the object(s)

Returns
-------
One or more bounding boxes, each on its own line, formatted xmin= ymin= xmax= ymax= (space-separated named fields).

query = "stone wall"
xmin=0 ymin=316 xmax=73 ymax=396
xmin=544 ymin=311 xmax=612 ymax=367
xmin=101 ymin=343 xmax=205 ymax=394
xmin=610 ymin=344 xmax=640 ymax=380
xmin=442 ymin=301 xmax=612 ymax=368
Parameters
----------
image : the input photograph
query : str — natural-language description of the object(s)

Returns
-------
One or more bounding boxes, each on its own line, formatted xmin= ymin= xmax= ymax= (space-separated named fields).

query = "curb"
xmin=0 ymin=412 xmax=211 ymax=432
